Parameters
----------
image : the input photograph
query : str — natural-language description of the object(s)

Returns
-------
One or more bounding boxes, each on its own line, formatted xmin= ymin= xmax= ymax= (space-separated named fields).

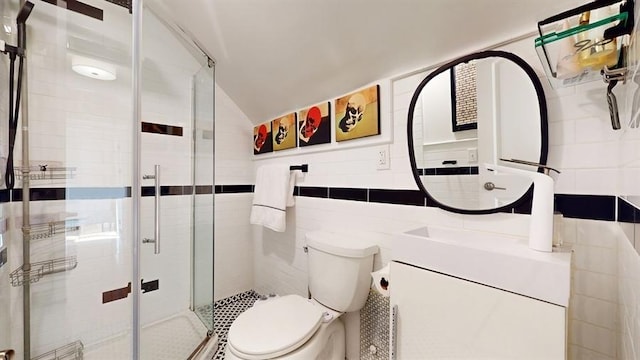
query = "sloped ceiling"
xmin=150 ymin=0 xmax=585 ymax=124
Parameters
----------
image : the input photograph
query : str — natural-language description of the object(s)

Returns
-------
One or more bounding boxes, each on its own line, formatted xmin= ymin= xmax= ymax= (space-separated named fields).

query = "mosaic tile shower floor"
xmin=195 ymin=290 xmax=261 ymax=360
xmin=83 ymin=310 xmax=207 ymax=360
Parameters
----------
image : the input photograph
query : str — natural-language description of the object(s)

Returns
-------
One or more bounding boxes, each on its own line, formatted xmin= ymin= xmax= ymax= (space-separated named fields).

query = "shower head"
xmin=16 ymin=1 xmax=34 ymax=24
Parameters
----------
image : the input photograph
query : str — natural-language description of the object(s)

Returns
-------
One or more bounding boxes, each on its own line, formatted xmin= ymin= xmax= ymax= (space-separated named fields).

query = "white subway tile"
xmin=574 ymin=117 xmax=626 ymax=144
xmin=570 ymin=294 xmax=617 ymax=330
xmin=574 ymin=169 xmax=620 ymax=195
xmin=547 ymin=94 xmax=602 ymax=122
xmin=572 ymin=244 xmax=617 ymax=275
xmin=553 ymin=168 xmax=576 ymax=194
xmin=576 ymin=221 xmax=619 ymax=249
xmin=553 ymin=142 xmax=621 ymax=169
xmin=570 ymin=320 xmax=617 ymax=356
xmin=573 ymin=270 xmax=617 ymax=302
xmin=619 ymin=167 xmax=640 ymax=196
xmin=569 ymin=345 xmax=615 ymax=360
xmin=548 ymin=119 xmax=576 ymax=146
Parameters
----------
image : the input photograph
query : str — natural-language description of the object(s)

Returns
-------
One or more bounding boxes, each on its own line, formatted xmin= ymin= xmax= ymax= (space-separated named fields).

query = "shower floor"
xmin=195 ymin=290 xmax=261 ymax=360
xmin=83 ymin=310 xmax=209 ymax=360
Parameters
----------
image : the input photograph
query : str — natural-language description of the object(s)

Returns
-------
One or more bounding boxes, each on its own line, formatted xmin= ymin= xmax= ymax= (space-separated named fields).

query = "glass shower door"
xmin=0 ymin=0 xmax=137 ymax=359
xmin=136 ymin=5 xmax=215 ymax=360
xmin=0 ymin=1 xmax=215 ymax=358
xmin=192 ymin=62 xmax=215 ymax=330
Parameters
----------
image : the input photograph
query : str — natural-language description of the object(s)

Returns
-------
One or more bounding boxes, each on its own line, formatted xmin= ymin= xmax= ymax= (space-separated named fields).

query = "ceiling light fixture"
xmin=71 ymin=55 xmax=116 ymax=81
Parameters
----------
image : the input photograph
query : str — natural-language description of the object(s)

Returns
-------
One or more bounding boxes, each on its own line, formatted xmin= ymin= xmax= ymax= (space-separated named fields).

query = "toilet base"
xmin=225 ymin=317 xmax=345 ymax=360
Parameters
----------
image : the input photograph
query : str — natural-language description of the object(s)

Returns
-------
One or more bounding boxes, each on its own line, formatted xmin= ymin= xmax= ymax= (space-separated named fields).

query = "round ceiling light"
xmin=71 ymin=56 xmax=116 ymax=81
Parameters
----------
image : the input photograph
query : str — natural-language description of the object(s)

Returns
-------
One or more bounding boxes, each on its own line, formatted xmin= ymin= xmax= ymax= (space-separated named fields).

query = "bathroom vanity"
xmin=390 ymin=226 xmax=571 ymax=359
xmin=398 ymin=47 xmax=573 ymax=358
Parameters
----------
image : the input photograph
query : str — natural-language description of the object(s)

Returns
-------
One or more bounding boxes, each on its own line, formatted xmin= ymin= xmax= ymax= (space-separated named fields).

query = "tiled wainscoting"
xmin=217 ymin=184 xmax=631 ymax=221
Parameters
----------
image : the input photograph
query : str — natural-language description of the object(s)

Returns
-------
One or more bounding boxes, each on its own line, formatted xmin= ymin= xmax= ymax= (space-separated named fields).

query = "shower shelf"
xmin=14 ymin=165 xmax=77 ymax=181
xmin=9 ymin=256 xmax=78 ymax=287
xmin=534 ymin=0 xmax=634 ymax=89
xmin=26 ymin=219 xmax=80 ymax=241
xmin=31 ymin=340 xmax=84 ymax=360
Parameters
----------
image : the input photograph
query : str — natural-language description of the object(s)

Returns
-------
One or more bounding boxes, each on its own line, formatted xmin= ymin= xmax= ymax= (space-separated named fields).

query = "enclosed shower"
xmin=0 ymin=0 xmax=215 ymax=359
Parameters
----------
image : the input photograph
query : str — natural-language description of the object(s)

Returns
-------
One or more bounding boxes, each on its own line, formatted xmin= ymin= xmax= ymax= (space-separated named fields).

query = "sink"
xmin=393 ymin=226 xmax=572 ymax=306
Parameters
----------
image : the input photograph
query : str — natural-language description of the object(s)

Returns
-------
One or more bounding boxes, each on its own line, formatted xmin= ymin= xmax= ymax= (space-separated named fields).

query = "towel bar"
xmin=289 ymin=164 xmax=308 ymax=172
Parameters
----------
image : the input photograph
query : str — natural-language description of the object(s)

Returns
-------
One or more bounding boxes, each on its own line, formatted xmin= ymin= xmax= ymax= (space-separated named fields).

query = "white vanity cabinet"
xmin=390 ymin=261 xmax=567 ymax=359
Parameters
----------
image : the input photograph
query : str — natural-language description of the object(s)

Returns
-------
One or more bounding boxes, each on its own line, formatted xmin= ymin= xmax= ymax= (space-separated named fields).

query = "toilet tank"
xmin=305 ymin=231 xmax=379 ymax=313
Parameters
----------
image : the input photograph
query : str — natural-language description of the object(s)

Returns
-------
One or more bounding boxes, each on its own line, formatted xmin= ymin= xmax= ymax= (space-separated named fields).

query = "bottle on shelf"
xmin=555 ymin=19 xmax=582 ymax=79
xmin=576 ymin=8 xmax=619 ymax=71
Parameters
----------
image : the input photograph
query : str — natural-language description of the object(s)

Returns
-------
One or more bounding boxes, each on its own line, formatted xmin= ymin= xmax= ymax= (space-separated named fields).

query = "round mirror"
xmin=407 ymin=50 xmax=548 ymax=214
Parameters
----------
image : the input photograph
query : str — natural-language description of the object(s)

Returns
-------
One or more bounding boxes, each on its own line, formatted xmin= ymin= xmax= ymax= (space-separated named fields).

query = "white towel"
xmin=250 ymin=164 xmax=296 ymax=232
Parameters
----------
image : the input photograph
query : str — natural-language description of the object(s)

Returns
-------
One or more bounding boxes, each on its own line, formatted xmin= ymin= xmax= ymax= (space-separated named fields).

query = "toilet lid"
xmin=228 ymin=295 xmax=323 ymax=358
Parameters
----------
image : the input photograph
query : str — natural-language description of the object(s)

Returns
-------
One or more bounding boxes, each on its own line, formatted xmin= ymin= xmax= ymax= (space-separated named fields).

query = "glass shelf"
xmin=535 ymin=0 xmax=634 ymax=88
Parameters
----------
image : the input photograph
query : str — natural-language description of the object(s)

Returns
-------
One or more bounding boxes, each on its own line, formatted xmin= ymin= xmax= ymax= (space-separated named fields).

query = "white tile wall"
xmin=618 ymin=224 xmax=640 ymax=360
xmin=248 ymin=35 xmax=640 ymax=359
xmin=215 ymin=83 xmax=254 ymax=185
xmin=212 ymin=77 xmax=256 ymax=301
xmin=214 ymin=193 xmax=254 ymax=301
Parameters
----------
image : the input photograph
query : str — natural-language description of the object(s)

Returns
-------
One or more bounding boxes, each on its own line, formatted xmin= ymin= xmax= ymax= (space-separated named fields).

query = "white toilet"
xmin=225 ymin=231 xmax=379 ymax=360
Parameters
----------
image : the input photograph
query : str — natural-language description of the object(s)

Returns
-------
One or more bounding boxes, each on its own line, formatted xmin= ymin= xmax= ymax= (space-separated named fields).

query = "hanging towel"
xmin=250 ymin=164 xmax=296 ymax=232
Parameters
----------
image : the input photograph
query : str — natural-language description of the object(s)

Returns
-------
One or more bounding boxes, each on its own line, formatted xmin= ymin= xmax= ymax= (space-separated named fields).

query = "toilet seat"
xmin=227 ymin=295 xmax=323 ymax=359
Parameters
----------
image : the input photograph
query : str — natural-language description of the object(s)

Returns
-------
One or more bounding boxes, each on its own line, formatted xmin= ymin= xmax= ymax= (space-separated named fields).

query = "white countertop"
xmin=392 ymin=226 xmax=572 ymax=307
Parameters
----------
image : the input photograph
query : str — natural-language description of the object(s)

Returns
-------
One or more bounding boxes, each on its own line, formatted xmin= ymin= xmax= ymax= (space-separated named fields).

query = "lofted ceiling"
xmin=149 ymin=0 xmax=586 ymax=124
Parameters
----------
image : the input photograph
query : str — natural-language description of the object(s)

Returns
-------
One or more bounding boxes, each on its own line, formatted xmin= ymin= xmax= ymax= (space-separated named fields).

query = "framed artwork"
xmin=450 ymin=62 xmax=478 ymax=132
xmin=253 ymin=122 xmax=272 ymax=155
xmin=335 ymin=84 xmax=380 ymax=142
xmin=272 ymin=113 xmax=297 ymax=151
xmin=298 ymin=102 xmax=331 ymax=147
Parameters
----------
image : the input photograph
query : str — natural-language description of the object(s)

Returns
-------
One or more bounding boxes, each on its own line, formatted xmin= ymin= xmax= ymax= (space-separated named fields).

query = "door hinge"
xmin=141 ymin=279 xmax=159 ymax=293
xmin=102 ymin=279 xmax=160 ymax=304
xmin=102 ymin=282 xmax=132 ymax=304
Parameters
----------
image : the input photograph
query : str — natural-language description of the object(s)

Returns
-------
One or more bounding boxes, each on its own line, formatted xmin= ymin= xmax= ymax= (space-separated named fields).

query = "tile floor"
xmin=200 ymin=290 xmax=389 ymax=360
xmin=196 ymin=290 xmax=261 ymax=360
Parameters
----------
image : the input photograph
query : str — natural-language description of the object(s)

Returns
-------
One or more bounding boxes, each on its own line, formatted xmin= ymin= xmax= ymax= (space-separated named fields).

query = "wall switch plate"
xmin=468 ymin=148 xmax=478 ymax=163
xmin=377 ymin=145 xmax=390 ymax=170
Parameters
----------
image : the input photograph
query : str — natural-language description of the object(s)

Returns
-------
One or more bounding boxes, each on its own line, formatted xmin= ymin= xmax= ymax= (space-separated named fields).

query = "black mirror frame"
xmin=407 ymin=50 xmax=549 ymax=215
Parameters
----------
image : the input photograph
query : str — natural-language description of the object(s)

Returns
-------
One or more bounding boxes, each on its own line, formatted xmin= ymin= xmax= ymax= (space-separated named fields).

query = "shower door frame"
xmin=133 ymin=1 xmax=217 ymax=358
xmin=132 ymin=0 xmax=142 ymax=357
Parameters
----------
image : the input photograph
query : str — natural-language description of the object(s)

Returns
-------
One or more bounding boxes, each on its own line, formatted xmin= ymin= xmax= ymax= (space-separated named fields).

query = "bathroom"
xmin=0 ymin=0 xmax=639 ymax=359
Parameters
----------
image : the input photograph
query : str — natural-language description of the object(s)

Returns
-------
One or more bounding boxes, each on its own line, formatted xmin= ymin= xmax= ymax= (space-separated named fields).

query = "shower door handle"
xmin=142 ymin=165 xmax=160 ymax=254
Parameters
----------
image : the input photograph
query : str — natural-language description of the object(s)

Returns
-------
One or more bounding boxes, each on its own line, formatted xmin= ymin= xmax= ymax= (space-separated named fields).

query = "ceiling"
xmin=150 ymin=0 xmax=586 ymax=124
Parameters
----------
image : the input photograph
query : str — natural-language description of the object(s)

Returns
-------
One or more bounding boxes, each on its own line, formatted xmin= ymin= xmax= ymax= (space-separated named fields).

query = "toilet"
xmin=225 ymin=231 xmax=379 ymax=360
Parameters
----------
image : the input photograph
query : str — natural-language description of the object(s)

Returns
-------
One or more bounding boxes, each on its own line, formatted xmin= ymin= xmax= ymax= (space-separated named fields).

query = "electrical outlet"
xmin=468 ymin=148 xmax=478 ymax=163
xmin=377 ymin=145 xmax=390 ymax=170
